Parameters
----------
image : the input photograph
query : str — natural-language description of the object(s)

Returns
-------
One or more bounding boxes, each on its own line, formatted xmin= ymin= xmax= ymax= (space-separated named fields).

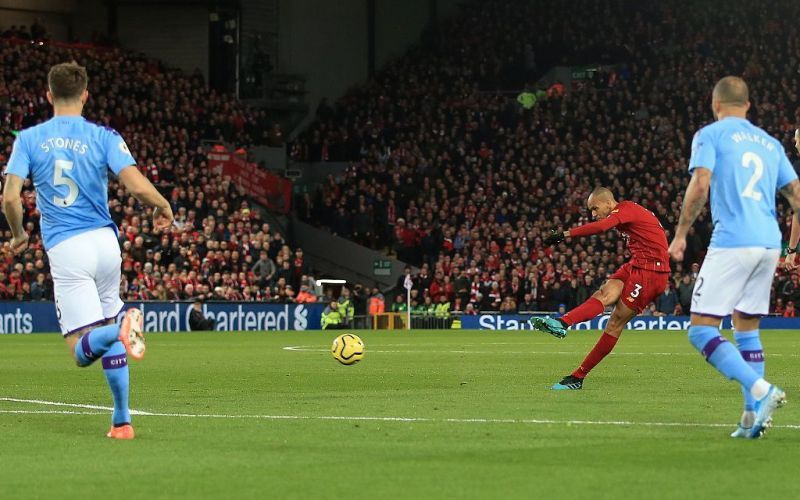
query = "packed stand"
xmin=0 ymin=28 xmax=314 ymax=304
xmin=293 ymin=0 xmax=800 ymax=315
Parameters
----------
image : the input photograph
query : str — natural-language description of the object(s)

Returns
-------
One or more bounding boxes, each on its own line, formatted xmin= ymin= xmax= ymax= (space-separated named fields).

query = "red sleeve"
xmin=568 ymin=214 xmax=621 ymax=237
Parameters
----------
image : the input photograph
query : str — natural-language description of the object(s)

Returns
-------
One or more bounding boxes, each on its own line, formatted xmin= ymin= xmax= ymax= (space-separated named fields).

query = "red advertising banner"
xmin=207 ymin=149 xmax=292 ymax=214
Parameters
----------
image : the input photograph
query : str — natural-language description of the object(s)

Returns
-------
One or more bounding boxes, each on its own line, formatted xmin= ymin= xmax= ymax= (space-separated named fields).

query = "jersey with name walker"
xmin=689 ymin=116 xmax=797 ymax=249
xmin=568 ymin=200 xmax=671 ymax=273
xmin=4 ymin=116 xmax=135 ymax=250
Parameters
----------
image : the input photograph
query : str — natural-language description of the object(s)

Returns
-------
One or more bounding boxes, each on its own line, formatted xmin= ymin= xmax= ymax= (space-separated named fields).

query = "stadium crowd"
xmin=0 ymin=28 xmax=315 ymax=304
xmin=4 ymin=0 xmax=800 ymax=317
xmin=293 ymin=0 xmax=800 ymax=315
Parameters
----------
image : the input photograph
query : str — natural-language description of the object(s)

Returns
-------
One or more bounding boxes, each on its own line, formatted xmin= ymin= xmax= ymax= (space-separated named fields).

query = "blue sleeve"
xmin=4 ymin=134 xmax=31 ymax=179
xmin=689 ymin=127 xmax=716 ymax=173
xmin=104 ymin=128 xmax=136 ymax=175
xmin=777 ymin=148 xmax=798 ymax=189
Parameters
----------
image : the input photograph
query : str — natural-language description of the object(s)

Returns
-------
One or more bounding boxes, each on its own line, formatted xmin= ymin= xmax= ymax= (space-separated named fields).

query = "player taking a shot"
xmin=530 ymin=187 xmax=670 ymax=390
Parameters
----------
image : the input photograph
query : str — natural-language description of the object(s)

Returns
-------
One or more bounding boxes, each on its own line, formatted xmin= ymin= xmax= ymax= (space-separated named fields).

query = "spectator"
xmin=368 ymin=288 xmax=385 ymax=315
xmin=321 ymin=301 xmax=346 ymax=330
xmin=30 ymin=273 xmax=50 ymax=300
xmin=783 ymin=300 xmax=796 ymax=318
xmin=773 ymin=297 xmax=786 ymax=316
xmin=655 ymin=285 xmax=679 ymax=316
xmin=251 ymin=250 xmax=276 ymax=287
xmin=391 ymin=294 xmax=408 ymax=313
xmin=677 ymin=275 xmax=695 ymax=315
xmin=519 ymin=293 xmax=538 ymax=312
xmin=295 ymin=283 xmax=318 ymax=303
xmin=779 ymin=274 xmax=800 ymax=305
xmin=188 ymin=299 xmax=216 ymax=331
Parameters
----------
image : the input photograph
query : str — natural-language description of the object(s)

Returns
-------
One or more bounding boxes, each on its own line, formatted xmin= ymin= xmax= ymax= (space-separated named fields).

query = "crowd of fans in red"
xmin=0 ymin=26 xmax=317 ymax=304
xmin=293 ymin=0 xmax=800 ymax=315
xmin=5 ymin=0 xmax=800 ymax=317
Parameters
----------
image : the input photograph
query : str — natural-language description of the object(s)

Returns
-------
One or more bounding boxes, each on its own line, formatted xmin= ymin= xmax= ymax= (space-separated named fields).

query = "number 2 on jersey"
xmin=53 ymin=159 xmax=79 ymax=207
xmin=741 ymin=152 xmax=764 ymax=202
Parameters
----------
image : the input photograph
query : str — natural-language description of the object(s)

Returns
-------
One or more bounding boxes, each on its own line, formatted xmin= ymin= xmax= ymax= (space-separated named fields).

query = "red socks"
xmin=572 ymin=333 xmax=619 ymax=379
xmin=561 ymin=297 xmax=605 ymax=326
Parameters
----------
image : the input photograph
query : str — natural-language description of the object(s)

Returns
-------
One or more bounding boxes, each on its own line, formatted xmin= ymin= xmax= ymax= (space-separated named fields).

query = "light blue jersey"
xmin=689 ymin=117 xmax=797 ymax=249
xmin=4 ymin=116 xmax=135 ymax=250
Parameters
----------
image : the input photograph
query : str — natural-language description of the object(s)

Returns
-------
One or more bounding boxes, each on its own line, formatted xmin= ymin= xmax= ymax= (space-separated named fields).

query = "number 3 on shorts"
xmin=630 ymin=284 xmax=642 ymax=298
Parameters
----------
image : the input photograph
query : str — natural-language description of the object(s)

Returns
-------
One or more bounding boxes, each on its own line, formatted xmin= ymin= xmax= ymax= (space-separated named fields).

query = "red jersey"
xmin=569 ymin=201 xmax=670 ymax=273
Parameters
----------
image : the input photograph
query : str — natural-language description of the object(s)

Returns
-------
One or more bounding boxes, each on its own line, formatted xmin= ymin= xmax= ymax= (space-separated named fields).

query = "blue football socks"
xmin=101 ymin=341 xmax=130 ymax=426
xmin=688 ymin=325 xmax=760 ymax=390
xmin=73 ymin=323 xmax=122 ymax=366
xmin=73 ymin=323 xmax=130 ymax=426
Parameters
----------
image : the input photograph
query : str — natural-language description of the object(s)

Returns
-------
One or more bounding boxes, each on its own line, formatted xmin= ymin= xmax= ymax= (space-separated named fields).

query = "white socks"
xmin=750 ymin=378 xmax=771 ymax=400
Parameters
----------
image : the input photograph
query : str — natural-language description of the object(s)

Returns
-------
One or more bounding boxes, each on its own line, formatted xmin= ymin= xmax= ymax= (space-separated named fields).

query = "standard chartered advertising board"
xmin=0 ymin=302 xmax=323 ymax=333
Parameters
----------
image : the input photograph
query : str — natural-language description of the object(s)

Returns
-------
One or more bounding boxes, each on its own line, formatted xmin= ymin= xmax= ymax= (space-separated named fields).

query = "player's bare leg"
xmin=552 ymin=300 xmax=636 ymax=390
xmin=530 ymin=279 xmax=624 ymax=338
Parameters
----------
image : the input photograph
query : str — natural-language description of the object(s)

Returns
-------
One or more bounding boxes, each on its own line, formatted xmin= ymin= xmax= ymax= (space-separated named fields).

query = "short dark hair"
xmin=712 ymin=76 xmax=749 ymax=106
xmin=48 ymin=62 xmax=88 ymax=102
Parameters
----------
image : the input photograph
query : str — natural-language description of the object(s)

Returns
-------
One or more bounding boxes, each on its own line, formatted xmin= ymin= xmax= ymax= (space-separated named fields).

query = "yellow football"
xmin=331 ymin=333 xmax=365 ymax=365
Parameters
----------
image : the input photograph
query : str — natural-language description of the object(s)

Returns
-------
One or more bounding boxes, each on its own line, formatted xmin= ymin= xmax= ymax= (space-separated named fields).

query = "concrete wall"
xmin=291 ymin=217 xmax=410 ymax=289
xmin=70 ymin=0 xmax=105 ymax=42
xmin=374 ymin=0 xmax=430 ymax=69
xmin=279 ymin=0 xmax=460 ymax=119
xmin=0 ymin=0 xmax=74 ymax=40
xmin=116 ymin=4 xmax=208 ymax=78
xmin=278 ymin=0 xmax=368 ymax=116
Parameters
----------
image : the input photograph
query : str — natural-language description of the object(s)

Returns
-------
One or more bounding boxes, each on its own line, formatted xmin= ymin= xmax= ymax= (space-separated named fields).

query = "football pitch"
xmin=2 ymin=330 xmax=800 ymax=499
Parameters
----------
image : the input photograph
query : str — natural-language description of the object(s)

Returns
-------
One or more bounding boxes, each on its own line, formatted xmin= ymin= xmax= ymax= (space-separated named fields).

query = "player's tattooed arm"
xmin=780 ymin=179 xmax=800 ymax=213
xmin=674 ymin=167 xmax=711 ymax=239
xmin=780 ymin=180 xmax=800 ymax=268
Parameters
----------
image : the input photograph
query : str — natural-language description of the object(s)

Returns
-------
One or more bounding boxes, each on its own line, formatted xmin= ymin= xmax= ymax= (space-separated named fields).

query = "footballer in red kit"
xmin=530 ymin=187 xmax=670 ymax=390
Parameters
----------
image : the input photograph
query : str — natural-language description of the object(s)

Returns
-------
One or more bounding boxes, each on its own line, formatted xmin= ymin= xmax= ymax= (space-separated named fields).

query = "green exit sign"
xmin=373 ymin=259 xmax=392 ymax=276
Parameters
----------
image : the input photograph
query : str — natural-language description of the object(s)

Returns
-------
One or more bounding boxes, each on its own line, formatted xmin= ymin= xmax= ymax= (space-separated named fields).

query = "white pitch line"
xmin=2 ymin=397 xmax=800 ymax=430
xmin=0 ymin=410 xmax=107 ymax=415
xmin=0 ymin=397 xmax=155 ymax=415
xmin=282 ymin=346 xmax=800 ymax=357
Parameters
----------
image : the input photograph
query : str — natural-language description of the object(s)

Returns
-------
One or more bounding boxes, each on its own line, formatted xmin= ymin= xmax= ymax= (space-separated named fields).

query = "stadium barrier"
xmin=5 ymin=303 xmax=800 ymax=333
xmin=368 ymin=313 xmax=458 ymax=330
xmin=371 ymin=313 xmax=408 ymax=330
xmin=0 ymin=302 xmax=324 ymax=334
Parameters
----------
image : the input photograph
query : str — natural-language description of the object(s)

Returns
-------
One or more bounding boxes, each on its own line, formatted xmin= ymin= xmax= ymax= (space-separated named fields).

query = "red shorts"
xmin=609 ymin=262 xmax=670 ymax=313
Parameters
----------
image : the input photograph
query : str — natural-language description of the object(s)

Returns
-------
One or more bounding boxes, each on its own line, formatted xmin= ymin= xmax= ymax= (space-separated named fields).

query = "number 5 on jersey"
xmin=54 ymin=159 xmax=79 ymax=207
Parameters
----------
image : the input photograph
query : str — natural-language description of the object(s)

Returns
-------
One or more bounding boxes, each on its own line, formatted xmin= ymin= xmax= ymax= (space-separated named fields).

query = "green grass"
xmin=2 ymin=330 xmax=800 ymax=499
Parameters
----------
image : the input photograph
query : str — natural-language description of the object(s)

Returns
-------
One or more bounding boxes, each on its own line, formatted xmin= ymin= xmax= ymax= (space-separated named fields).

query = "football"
xmin=331 ymin=333 xmax=365 ymax=365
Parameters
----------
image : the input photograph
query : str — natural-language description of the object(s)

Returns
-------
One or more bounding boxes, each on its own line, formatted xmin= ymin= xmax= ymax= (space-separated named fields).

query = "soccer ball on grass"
xmin=331 ymin=334 xmax=365 ymax=365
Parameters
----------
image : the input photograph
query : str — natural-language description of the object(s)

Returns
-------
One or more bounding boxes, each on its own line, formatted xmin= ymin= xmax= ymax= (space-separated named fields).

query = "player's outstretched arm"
xmin=669 ymin=167 xmax=711 ymax=262
xmin=564 ymin=216 xmax=620 ymax=239
xmin=117 ymin=166 xmax=174 ymax=232
xmin=1 ymin=173 xmax=29 ymax=254
xmin=544 ymin=215 xmax=622 ymax=247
